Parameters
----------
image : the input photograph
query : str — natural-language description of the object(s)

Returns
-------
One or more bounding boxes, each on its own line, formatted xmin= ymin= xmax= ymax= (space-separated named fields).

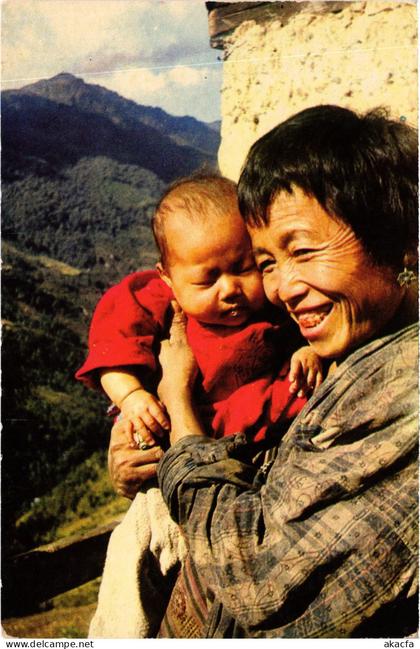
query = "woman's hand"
xmin=158 ymin=302 xmax=198 ymax=405
xmin=108 ymin=417 xmax=164 ymax=499
xmin=158 ymin=302 xmax=204 ymax=444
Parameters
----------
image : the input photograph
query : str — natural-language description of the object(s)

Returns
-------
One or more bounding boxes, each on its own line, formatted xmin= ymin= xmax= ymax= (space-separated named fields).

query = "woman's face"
xmin=248 ymin=188 xmax=405 ymax=358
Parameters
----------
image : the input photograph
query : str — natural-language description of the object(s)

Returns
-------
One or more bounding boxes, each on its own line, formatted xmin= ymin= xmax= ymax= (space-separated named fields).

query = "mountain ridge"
xmin=2 ymin=92 xmax=216 ymax=183
xmin=8 ymin=72 xmax=220 ymax=157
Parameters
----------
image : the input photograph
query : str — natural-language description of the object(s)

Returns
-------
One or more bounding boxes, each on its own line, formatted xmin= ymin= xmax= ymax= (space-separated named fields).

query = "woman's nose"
xmin=267 ymin=266 xmax=307 ymax=307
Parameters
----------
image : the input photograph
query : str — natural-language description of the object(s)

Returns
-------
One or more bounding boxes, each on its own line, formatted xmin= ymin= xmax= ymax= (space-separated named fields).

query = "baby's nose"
xmin=219 ymin=275 xmax=242 ymax=300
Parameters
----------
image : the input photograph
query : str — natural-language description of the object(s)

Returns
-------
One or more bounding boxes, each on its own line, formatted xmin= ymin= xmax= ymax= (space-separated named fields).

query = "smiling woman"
xmin=249 ymin=189 xmax=404 ymax=358
xmin=155 ymin=105 xmax=418 ymax=638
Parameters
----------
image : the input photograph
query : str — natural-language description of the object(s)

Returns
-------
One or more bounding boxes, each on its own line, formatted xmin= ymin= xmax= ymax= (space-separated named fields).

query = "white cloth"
xmin=88 ymin=485 xmax=187 ymax=638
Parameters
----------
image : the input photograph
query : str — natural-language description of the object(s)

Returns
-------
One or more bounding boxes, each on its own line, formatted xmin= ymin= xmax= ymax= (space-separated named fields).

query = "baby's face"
xmin=160 ymin=209 xmax=266 ymax=327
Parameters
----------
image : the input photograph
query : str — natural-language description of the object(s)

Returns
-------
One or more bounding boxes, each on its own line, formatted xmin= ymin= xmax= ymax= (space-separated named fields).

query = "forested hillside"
xmin=2 ymin=241 xmax=111 ymax=554
xmin=3 ymin=157 xmax=164 ymax=277
xmin=2 ymin=73 xmax=220 ymax=559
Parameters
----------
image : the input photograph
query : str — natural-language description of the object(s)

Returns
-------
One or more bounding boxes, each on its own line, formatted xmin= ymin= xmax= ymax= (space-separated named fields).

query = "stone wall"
xmin=217 ymin=1 xmax=417 ymax=180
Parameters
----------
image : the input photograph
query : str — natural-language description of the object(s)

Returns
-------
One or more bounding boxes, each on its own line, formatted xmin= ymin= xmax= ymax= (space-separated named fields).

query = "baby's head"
xmin=152 ymin=174 xmax=266 ymax=327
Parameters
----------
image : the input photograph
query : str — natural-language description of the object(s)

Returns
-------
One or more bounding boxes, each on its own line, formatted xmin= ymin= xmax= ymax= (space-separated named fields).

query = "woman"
xmin=154 ymin=105 xmax=418 ymax=638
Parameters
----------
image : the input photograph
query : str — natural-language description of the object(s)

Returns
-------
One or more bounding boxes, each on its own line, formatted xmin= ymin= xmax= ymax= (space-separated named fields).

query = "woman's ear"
xmin=156 ymin=262 xmax=173 ymax=289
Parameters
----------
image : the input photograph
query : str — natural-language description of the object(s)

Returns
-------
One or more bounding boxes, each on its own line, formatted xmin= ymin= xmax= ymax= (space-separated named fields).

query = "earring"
xmin=397 ymin=267 xmax=417 ymax=287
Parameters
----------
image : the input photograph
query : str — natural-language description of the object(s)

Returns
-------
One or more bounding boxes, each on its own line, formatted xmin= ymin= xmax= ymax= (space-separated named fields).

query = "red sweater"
xmin=76 ymin=271 xmax=306 ymax=441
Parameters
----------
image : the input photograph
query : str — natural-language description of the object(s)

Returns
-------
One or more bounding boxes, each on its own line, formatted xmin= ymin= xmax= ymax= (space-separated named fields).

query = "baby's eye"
xmin=193 ymin=280 xmax=214 ymax=287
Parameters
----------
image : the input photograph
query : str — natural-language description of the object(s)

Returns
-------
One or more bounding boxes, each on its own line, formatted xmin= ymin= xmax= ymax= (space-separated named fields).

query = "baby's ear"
xmin=156 ymin=262 xmax=173 ymax=289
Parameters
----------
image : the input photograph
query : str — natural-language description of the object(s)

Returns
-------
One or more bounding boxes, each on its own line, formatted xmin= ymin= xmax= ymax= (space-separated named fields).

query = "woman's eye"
xmin=292 ymin=248 xmax=314 ymax=257
xmin=257 ymin=259 xmax=274 ymax=273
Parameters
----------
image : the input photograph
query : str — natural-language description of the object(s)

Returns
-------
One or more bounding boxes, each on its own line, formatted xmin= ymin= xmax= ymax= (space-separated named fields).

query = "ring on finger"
xmin=134 ymin=431 xmax=153 ymax=451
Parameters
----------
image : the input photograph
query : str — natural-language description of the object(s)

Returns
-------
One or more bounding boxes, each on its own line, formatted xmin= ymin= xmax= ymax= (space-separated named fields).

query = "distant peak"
xmin=50 ymin=72 xmax=84 ymax=84
xmin=17 ymin=72 xmax=88 ymax=99
xmin=27 ymin=73 xmax=85 ymax=90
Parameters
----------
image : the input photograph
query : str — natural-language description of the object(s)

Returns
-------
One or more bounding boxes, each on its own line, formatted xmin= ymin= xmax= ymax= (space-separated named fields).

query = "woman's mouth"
xmin=294 ymin=305 xmax=332 ymax=337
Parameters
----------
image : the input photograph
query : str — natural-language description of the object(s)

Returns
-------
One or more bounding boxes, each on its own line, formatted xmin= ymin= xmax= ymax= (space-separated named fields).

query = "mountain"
xmin=2 ymin=73 xmax=219 ymax=184
xmin=2 ymin=73 xmax=220 ymax=278
xmin=18 ymin=73 xmax=220 ymax=155
xmin=207 ymin=120 xmax=222 ymax=132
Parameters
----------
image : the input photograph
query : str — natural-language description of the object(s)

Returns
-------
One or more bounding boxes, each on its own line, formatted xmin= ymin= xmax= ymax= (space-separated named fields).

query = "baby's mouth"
xmin=224 ymin=304 xmax=247 ymax=318
xmin=228 ymin=307 xmax=244 ymax=317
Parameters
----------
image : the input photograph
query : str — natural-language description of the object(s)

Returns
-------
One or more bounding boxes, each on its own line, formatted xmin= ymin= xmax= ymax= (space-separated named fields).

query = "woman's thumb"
xmin=171 ymin=300 xmax=183 ymax=316
xmin=170 ymin=300 xmax=187 ymax=336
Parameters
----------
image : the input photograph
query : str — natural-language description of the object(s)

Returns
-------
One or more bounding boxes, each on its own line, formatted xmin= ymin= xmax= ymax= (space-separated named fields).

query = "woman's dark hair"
xmin=238 ymin=105 xmax=418 ymax=269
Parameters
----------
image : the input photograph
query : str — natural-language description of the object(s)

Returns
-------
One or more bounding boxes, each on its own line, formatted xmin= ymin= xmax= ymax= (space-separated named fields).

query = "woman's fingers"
xmin=111 ymin=462 xmax=160 ymax=499
xmin=108 ymin=420 xmax=164 ymax=498
xmin=132 ymin=419 xmax=156 ymax=446
xmin=122 ymin=444 xmax=164 ymax=465
xmin=108 ymin=448 xmax=163 ymax=498
xmin=315 ymin=368 xmax=324 ymax=388
xmin=306 ymin=367 xmax=317 ymax=390
xmin=109 ymin=434 xmax=163 ymax=466
xmin=171 ymin=299 xmax=185 ymax=319
xmin=119 ymin=418 xmax=138 ymax=448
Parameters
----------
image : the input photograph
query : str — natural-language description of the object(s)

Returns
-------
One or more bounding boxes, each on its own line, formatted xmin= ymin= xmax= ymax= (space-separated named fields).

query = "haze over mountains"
xmin=2 ymin=73 xmax=220 ymax=559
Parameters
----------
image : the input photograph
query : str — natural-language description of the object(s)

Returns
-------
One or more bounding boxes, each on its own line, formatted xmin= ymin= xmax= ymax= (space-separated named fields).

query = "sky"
xmin=1 ymin=0 xmax=223 ymax=123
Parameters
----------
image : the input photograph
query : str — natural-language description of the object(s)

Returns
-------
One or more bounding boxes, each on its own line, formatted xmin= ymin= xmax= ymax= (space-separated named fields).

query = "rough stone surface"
xmin=218 ymin=1 xmax=417 ymax=180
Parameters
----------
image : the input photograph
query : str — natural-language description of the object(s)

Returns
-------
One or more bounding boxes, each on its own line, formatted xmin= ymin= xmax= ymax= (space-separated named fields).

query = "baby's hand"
xmin=289 ymin=347 xmax=323 ymax=397
xmin=119 ymin=389 xmax=170 ymax=448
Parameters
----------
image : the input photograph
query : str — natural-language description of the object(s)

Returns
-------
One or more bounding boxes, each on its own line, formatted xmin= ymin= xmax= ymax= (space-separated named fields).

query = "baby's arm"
xmin=100 ymin=368 xmax=170 ymax=448
xmin=289 ymin=346 xmax=323 ymax=397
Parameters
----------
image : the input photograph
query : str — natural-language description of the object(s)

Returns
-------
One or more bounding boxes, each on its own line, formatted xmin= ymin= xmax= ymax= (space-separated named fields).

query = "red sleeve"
xmin=75 ymin=270 xmax=173 ymax=389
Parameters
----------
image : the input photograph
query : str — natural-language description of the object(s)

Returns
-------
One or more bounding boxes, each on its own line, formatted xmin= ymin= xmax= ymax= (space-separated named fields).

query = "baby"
xmin=77 ymin=174 xmax=323 ymax=638
xmin=77 ymin=174 xmax=323 ymax=452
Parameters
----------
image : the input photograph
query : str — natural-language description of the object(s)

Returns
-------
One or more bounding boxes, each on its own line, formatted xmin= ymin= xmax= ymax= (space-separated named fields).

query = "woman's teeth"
xmin=298 ymin=311 xmax=328 ymax=328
